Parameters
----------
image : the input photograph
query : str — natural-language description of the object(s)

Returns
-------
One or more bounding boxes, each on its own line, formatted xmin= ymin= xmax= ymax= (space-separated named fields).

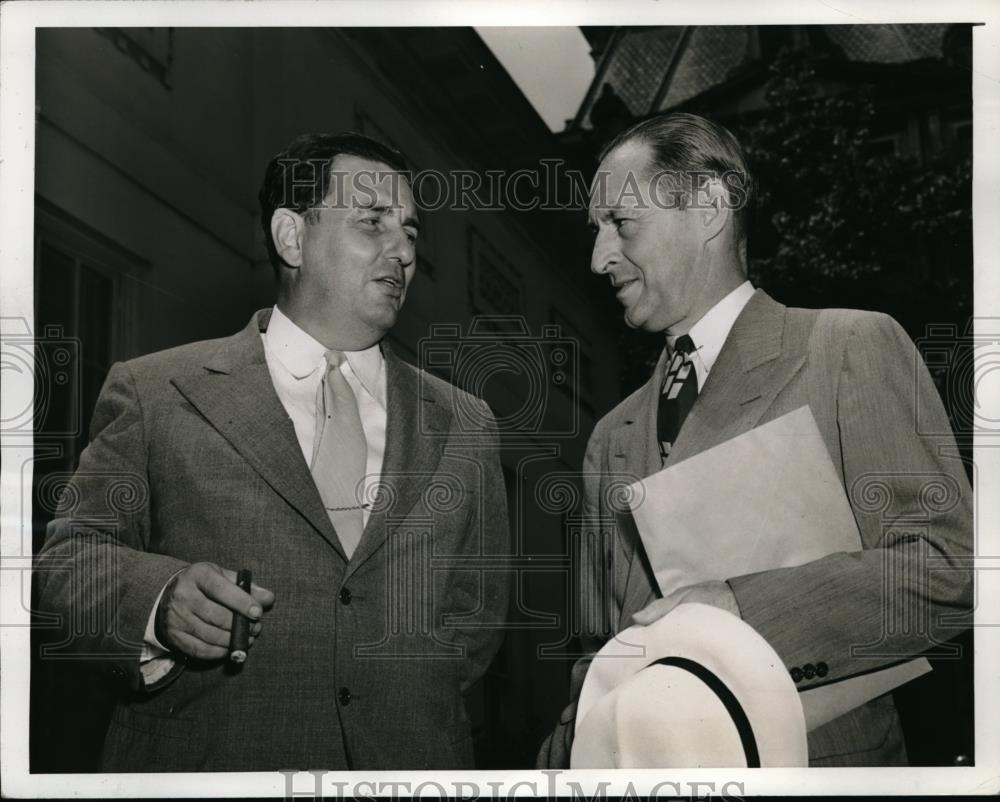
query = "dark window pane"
xmin=35 ymin=243 xmax=75 ymax=333
xmin=34 ymin=243 xmax=77 ymax=446
xmin=77 ymin=263 xmax=113 ymax=457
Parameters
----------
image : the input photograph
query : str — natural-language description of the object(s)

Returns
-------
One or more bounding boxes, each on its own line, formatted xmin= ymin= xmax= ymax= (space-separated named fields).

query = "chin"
xmin=627 ymin=314 xmax=669 ymax=335
xmin=365 ymin=308 xmax=399 ymax=333
xmin=624 ymin=305 xmax=652 ymax=332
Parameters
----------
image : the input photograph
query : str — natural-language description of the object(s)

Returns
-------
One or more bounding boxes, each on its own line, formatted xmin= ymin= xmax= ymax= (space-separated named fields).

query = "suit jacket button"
xmin=790 ymin=667 xmax=803 ymax=683
xmin=803 ymin=663 xmax=816 ymax=679
xmin=816 ymin=662 xmax=829 ymax=678
xmin=339 ymin=587 xmax=352 ymax=605
xmin=338 ymin=687 xmax=352 ymax=706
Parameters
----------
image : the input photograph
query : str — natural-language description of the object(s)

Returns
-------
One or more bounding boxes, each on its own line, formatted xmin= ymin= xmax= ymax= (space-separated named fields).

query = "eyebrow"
xmin=587 ymin=203 xmax=624 ymax=225
xmin=356 ymin=203 xmax=421 ymax=231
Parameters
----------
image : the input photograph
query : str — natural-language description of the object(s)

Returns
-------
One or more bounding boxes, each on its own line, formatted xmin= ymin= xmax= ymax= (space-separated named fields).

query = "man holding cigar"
xmin=36 ymin=133 xmax=510 ymax=771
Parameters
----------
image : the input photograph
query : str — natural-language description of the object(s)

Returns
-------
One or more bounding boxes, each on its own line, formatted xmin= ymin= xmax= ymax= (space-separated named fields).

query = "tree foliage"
xmin=737 ymin=49 xmax=972 ymax=334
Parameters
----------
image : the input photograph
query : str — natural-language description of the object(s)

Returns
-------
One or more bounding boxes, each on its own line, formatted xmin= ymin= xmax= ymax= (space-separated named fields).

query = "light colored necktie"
xmin=310 ymin=349 xmax=367 ymax=558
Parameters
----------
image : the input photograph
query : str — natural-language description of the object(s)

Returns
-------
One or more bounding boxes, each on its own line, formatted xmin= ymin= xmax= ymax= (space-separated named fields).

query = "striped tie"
xmin=657 ymin=334 xmax=698 ymax=464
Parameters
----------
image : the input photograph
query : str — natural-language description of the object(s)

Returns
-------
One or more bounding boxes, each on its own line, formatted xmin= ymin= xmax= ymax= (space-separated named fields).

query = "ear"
xmin=271 ymin=208 xmax=305 ymax=268
xmin=698 ymin=177 xmax=731 ymax=244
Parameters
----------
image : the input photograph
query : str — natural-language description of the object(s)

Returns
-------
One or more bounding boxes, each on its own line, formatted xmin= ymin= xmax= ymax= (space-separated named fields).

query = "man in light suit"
xmin=36 ymin=133 xmax=510 ymax=771
xmin=538 ymin=113 xmax=973 ymax=767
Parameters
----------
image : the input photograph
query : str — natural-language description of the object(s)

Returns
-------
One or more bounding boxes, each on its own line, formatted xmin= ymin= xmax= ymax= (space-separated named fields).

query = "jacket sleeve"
xmin=34 ymin=361 xmax=190 ymax=693
xmin=438 ymin=398 xmax=511 ymax=693
xmin=727 ymin=312 xmax=974 ymax=688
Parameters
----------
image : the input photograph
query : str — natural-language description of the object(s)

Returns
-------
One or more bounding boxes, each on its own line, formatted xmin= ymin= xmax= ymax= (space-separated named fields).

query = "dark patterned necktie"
xmin=657 ymin=334 xmax=698 ymax=464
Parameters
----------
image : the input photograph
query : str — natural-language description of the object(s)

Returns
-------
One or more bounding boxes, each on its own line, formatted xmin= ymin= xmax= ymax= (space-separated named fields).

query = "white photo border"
xmin=2 ymin=0 xmax=998 ymax=797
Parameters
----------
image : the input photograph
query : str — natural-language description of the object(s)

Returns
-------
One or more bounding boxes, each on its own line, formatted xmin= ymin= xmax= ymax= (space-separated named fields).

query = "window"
xmin=950 ymin=121 xmax=972 ymax=158
xmin=863 ymin=133 xmax=900 ymax=160
xmin=33 ymin=201 xmax=144 ymax=475
xmin=468 ymin=227 xmax=522 ymax=318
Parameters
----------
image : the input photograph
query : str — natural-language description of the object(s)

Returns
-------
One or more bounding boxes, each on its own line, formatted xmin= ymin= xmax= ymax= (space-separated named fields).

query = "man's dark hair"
xmin=600 ymin=112 xmax=754 ymax=259
xmin=258 ymin=132 xmax=410 ymax=275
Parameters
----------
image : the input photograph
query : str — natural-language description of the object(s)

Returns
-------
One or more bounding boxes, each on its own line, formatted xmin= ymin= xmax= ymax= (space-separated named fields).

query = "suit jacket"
xmin=540 ymin=290 xmax=972 ymax=767
xmin=36 ymin=309 xmax=510 ymax=771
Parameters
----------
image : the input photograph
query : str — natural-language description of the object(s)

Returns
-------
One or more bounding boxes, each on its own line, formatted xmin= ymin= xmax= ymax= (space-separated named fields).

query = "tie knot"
xmin=324 ymin=349 xmax=346 ymax=372
xmin=673 ymin=334 xmax=696 ymax=356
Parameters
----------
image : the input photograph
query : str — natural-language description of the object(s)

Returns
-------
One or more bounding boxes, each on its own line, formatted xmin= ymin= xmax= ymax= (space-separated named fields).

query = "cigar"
xmin=228 ymin=569 xmax=253 ymax=663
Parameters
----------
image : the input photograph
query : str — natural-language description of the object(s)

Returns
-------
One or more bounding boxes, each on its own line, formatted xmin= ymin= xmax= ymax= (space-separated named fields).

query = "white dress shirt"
xmin=667 ymin=280 xmax=755 ymax=388
xmin=262 ymin=304 xmax=388 ymax=519
xmin=141 ymin=305 xmax=387 ymax=681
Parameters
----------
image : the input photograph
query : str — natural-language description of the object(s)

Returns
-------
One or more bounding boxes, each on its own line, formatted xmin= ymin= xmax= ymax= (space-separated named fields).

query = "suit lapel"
xmin=345 ymin=347 xmax=451 ymax=576
xmin=608 ymin=348 xmax=669 ymax=485
xmin=613 ymin=349 xmax=669 ymax=630
xmin=170 ymin=310 xmax=348 ymax=561
xmin=616 ymin=291 xmax=807 ymax=626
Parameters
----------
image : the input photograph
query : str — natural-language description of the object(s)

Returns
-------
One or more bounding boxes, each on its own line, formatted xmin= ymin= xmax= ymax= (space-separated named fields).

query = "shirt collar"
xmin=667 ymin=281 xmax=755 ymax=374
xmin=264 ymin=305 xmax=385 ymax=404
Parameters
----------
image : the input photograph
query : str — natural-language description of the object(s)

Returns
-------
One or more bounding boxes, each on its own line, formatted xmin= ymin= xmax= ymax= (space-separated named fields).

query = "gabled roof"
xmin=826 ymin=23 xmax=950 ymax=64
xmin=572 ymin=24 xmax=953 ymax=131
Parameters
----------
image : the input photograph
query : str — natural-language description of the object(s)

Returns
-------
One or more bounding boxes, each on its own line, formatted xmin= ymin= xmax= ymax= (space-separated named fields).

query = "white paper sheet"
xmin=627 ymin=405 xmax=930 ymax=730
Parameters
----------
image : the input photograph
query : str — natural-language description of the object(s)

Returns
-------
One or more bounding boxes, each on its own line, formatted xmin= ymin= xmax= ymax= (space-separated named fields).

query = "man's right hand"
xmin=155 ymin=562 xmax=276 ymax=661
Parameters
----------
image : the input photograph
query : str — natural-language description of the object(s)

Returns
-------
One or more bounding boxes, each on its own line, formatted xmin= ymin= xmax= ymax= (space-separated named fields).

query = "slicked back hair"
xmin=258 ymin=132 xmax=410 ymax=275
xmin=599 ymin=112 xmax=754 ymax=263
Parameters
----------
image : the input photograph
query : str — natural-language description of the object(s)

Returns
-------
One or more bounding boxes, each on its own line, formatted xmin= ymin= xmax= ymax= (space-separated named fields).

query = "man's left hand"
xmin=632 ymin=580 xmax=741 ymax=626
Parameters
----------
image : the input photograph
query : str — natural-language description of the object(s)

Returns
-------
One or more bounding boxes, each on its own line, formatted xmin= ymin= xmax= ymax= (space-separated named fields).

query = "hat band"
xmin=647 ymin=656 xmax=761 ymax=768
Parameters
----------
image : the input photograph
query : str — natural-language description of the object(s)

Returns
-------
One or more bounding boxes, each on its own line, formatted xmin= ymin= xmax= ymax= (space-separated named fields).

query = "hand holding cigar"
xmin=154 ymin=562 xmax=275 ymax=662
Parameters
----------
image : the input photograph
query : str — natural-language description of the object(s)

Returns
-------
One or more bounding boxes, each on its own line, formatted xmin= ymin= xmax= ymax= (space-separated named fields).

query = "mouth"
xmin=613 ymin=277 xmax=639 ymax=299
xmin=374 ymin=275 xmax=404 ymax=296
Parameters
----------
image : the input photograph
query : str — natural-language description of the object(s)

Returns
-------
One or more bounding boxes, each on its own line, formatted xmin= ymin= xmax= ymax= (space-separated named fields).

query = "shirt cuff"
xmin=139 ymin=572 xmax=182 ymax=685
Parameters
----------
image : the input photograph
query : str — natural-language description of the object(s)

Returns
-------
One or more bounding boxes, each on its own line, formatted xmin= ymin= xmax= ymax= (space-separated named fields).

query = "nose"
xmin=384 ymin=226 xmax=415 ymax=269
xmin=591 ymin=227 xmax=619 ymax=275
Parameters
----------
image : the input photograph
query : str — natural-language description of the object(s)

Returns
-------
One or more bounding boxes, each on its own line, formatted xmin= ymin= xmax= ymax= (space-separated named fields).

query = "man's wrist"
xmin=154 ymin=573 xmax=179 ymax=651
